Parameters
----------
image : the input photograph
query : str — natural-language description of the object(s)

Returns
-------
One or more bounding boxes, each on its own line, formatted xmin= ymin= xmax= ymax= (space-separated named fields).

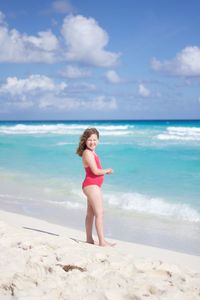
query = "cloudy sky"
xmin=0 ymin=0 xmax=200 ymax=120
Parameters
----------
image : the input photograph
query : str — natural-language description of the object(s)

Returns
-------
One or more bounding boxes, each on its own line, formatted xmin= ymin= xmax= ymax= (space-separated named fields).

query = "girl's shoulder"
xmin=82 ymin=149 xmax=92 ymax=157
xmin=83 ymin=149 xmax=96 ymax=159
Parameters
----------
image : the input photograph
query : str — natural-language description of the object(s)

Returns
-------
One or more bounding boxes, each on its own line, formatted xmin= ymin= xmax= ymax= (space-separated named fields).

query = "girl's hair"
xmin=76 ymin=128 xmax=99 ymax=157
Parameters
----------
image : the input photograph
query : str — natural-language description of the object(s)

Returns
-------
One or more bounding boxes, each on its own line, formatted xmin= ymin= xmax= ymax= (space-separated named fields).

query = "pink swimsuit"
xmin=82 ymin=151 xmax=104 ymax=189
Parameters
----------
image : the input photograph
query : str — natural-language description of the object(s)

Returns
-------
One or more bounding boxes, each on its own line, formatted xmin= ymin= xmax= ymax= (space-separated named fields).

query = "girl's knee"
xmin=95 ymin=210 xmax=104 ymax=218
xmin=86 ymin=210 xmax=94 ymax=218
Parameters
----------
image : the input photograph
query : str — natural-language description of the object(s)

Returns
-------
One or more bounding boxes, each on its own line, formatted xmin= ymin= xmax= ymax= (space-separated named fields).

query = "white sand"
xmin=0 ymin=209 xmax=200 ymax=300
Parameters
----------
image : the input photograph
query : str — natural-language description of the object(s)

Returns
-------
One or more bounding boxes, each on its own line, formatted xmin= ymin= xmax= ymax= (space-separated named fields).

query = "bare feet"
xmin=99 ymin=240 xmax=116 ymax=247
xmin=86 ymin=239 xmax=99 ymax=245
xmin=86 ymin=239 xmax=116 ymax=247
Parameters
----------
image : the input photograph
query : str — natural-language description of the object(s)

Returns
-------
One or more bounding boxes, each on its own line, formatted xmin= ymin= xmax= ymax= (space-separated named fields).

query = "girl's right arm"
xmin=83 ymin=150 xmax=113 ymax=175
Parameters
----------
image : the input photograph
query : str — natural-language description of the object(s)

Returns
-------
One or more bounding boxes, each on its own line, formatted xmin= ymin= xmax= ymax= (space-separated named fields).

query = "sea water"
xmin=0 ymin=120 xmax=200 ymax=254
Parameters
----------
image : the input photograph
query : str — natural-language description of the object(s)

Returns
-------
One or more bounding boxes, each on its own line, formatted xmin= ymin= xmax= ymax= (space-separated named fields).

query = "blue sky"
xmin=0 ymin=0 xmax=200 ymax=120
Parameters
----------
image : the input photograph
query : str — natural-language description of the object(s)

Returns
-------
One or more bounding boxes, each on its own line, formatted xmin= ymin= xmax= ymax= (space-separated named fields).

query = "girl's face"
xmin=86 ymin=134 xmax=99 ymax=151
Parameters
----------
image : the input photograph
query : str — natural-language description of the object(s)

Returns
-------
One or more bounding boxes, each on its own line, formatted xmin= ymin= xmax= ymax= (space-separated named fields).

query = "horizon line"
xmin=0 ymin=119 xmax=200 ymax=122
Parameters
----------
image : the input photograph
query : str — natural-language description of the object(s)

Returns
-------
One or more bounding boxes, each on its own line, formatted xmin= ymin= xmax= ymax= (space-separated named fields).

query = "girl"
xmin=76 ymin=128 xmax=115 ymax=247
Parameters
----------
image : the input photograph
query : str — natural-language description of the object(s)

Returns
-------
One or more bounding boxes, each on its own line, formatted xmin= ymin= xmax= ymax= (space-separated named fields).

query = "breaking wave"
xmin=105 ymin=192 xmax=200 ymax=223
xmin=157 ymin=127 xmax=200 ymax=141
xmin=0 ymin=124 xmax=134 ymax=136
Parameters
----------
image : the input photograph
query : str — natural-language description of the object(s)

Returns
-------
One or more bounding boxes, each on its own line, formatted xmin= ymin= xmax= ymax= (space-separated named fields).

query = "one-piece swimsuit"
xmin=82 ymin=150 xmax=104 ymax=189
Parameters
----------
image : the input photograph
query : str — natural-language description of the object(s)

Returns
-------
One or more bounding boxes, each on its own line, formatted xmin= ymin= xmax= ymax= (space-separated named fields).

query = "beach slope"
xmin=0 ymin=209 xmax=200 ymax=300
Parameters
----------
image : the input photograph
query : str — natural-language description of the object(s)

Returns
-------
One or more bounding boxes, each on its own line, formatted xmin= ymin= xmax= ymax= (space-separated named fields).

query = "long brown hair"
xmin=76 ymin=128 xmax=100 ymax=157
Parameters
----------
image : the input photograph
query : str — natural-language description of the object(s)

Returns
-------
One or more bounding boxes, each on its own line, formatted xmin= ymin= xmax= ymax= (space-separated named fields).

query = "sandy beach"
xmin=0 ymin=209 xmax=200 ymax=300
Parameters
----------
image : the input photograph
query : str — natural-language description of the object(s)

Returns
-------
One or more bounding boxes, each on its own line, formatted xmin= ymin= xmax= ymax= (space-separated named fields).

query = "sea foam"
xmin=157 ymin=127 xmax=200 ymax=141
xmin=0 ymin=124 xmax=133 ymax=136
xmin=105 ymin=192 xmax=200 ymax=223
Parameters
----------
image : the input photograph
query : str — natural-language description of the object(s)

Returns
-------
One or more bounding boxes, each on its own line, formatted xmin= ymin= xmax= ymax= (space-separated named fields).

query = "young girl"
xmin=76 ymin=128 xmax=115 ymax=247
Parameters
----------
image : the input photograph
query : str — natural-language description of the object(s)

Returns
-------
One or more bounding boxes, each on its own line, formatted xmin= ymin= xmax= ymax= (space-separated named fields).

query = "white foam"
xmin=46 ymin=199 xmax=84 ymax=209
xmin=0 ymin=124 xmax=134 ymax=136
xmin=0 ymin=193 xmax=33 ymax=201
xmin=1 ymin=189 xmax=199 ymax=223
xmin=157 ymin=127 xmax=200 ymax=141
xmin=105 ymin=192 xmax=200 ymax=223
xmin=101 ymin=131 xmax=130 ymax=136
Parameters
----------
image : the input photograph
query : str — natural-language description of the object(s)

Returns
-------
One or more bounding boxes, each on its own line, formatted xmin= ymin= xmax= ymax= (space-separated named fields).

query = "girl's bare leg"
xmin=85 ymin=199 xmax=95 ymax=244
xmin=83 ymin=185 xmax=115 ymax=247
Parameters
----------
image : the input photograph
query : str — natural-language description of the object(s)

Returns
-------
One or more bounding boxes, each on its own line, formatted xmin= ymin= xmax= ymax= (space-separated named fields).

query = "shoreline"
xmin=0 ymin=209 xmax=200 ymax=271
xmin=0 ymin=173 xmax=200 ymax=256
xmin=0 ymin=209 xmax=200 ymax=299
xmin=1 ymin=195 xmax=200 ymax=256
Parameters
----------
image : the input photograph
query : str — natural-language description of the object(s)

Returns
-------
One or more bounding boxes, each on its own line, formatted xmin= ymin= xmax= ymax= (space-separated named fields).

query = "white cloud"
xmin=0 ymin=75 xmax=67 ymax=96
xmin=138 ymin=84 xmax=151 ymax=97
xmin=69 ymin=82 xmax=96 ymax=92
xmin=0 ymin=75 xmax=116 ymax=111
xmin=61 ymin=15 xmax=120 ymax=67
xmin=0 ymin=11 xmax=120 ymax=67
xmin=151 ymin=46 xmax=200 ymax=77
xmin=52 ymin=0 xmax=74 ymax=14
xmin=105 ymin=70 xmax=121 ymax=83
xmin=151 ymin=58 xmax=162 ymax=71
xmin=23 ymin=31 xmax=58 ymax=51
xmin=0 ymin=16 xmax=59 ymax=63
xmin=38 ymin=95 xmax=117 ymax=111
xmin=38 ymin=95 xmax=79 ymax=110
xmin=91 ymin=96 xmax=117 ymax=110
xmin=60 ymin=65 xmax=91 ymax=78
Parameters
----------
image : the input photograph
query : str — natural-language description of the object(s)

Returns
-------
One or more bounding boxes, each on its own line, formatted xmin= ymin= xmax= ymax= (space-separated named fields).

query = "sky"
xmin=0 ymin=0 xmax=200 ymax=120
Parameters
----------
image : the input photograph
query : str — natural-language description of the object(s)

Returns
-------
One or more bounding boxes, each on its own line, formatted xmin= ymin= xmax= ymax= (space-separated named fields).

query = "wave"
xmin=0 ymin=124 xmax=134 ymax=136
xmin=105 ymin=192 xmax=200 ymax=223
xmin=46 ymin=199 xmax=84 ymax=209
xmin=1 ymin=189 xmax=199 ymax=223
xmin=157 ymin=127 xmax=200 ymax=141
xmin=0 ymin=193 xmax=35 ymax=204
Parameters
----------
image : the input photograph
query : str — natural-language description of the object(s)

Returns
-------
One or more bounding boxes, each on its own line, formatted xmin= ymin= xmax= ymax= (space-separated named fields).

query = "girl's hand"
xmin=106 ymin=168 xmax=113 ymax=175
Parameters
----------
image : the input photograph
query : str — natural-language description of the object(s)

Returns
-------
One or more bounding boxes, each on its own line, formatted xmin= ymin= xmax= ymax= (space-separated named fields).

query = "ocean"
xmin=0 ymin=120 xmax=200 ymax=254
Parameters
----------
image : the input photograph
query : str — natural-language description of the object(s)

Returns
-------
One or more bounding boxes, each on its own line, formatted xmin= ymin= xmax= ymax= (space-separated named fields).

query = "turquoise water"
xmin=0 ymin=120 xmax=200 ymax=253
xmin=0 ymin=120 xmax=200 ymax=219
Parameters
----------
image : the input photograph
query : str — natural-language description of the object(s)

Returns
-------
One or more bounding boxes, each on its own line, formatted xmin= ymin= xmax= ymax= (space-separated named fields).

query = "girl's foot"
xmin=99 ymin=240 xmax=116 ymax=247
xmin=86 ymin=239 xmax=99 ymax=245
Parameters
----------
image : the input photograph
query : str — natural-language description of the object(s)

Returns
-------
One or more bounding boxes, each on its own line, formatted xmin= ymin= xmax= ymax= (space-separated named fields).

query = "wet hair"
xmin=76 ymin=128 xmax=99 ymax=157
